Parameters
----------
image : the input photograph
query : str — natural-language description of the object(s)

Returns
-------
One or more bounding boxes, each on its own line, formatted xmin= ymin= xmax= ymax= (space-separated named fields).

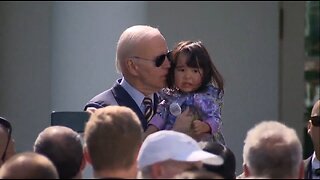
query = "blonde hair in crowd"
xmin=84 ymin=106 xmax=143 ymax=171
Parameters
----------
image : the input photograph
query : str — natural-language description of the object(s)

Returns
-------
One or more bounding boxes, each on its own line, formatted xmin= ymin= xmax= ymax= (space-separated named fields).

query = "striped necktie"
xmin=143 ymin=97 xmax=154 ymax=122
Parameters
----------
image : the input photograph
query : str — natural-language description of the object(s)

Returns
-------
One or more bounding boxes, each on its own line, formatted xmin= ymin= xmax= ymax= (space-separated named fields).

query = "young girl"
xmin=145 ymin=40 xmax=225 ymax=144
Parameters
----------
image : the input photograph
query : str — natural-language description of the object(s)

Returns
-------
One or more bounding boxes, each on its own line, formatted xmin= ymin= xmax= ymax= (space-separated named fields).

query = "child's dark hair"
xmin=203 ymin=142 xmax=236 ymax=179
xmin=167 ymin=40 xmax=224 ymax=92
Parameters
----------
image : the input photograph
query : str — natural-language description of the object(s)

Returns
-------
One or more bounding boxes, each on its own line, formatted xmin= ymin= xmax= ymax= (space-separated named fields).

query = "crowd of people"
xmin=0 ymin=25 xmax=319 ymax=179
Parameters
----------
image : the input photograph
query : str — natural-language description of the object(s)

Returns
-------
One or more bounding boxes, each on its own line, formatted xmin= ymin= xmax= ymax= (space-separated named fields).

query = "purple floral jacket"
xmin=149 ymin=84 xmax=225 ymax=144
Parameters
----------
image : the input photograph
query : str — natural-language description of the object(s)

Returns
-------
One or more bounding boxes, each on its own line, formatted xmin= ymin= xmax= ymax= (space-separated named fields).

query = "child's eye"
xmin=193 ymin=69 xmax=199 ymax=73
xmin=177 ymin=68 xmax=185 ymax=72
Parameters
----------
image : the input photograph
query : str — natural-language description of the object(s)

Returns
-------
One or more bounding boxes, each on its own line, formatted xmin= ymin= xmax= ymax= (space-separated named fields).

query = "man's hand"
xmin=172 ymin=107 xmax=193 ymax=134
xmin=192 ymin=120 xmax=210 ymax=135
xmin=142 ymin=125 xmax=158 ymax=141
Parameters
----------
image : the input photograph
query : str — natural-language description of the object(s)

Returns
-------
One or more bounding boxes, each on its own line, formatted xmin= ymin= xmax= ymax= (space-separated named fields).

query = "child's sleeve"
xmin=148 ymin=100 xmax=166 ymax=130
xmin=194 ymin=88 xmax=224 ymax=134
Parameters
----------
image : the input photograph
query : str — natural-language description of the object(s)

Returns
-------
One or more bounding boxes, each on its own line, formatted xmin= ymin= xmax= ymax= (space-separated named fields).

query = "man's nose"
xmin=162 ymin=57 xmax=171 ymax=68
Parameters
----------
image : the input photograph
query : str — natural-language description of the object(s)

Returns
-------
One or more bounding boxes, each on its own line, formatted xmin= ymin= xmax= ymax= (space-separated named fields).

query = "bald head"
xmin=116 ymin=25 xmax=165 ymax=73
xmin=34 ymin=126 xmax=83 ymax=179
xmin=0 ymin=152 xmax=58 ymax=179
xmin=35 ymin=126 xmax=78 ymax=143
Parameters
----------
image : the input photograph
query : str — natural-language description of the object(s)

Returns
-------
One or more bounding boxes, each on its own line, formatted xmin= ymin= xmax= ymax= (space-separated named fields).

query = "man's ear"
xmin=151 ymin=163 xmax=163 ymax=178
xmin=83 ymin=146 xmax=92 ymax=165
xmin=307 ymin=120 xmax=312 ymax=134
xmin=298 ymin=161 xmax=304 ymax=179
xmin=243 ymin=163 xmax=250 ymax=177
xmin=80 ymin=154 xmax=87 ymax=171
xmin=126 ymin=59 xmax=139 ymax=76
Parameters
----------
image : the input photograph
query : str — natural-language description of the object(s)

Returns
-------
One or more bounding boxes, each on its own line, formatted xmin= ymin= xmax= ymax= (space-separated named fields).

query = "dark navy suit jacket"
xmin=304 ymin=155 xmax=312 ymax=179
xmin=84 ymin=79 xmax=158 ymax=131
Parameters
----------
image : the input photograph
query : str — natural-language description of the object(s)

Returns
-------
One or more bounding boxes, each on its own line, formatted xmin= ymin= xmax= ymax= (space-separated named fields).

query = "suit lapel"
xmin=304 ymin=156 xmax=312 ymax=179
xmin=111 ymin=82 xmax=147 ymax=130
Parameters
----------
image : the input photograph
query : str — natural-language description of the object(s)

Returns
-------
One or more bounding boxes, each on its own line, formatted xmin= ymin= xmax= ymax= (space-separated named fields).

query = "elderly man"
xmin=242 ymin=121 xmax=304 ymax=178
xmin=84 ymin=25 xmax=171 ymax=131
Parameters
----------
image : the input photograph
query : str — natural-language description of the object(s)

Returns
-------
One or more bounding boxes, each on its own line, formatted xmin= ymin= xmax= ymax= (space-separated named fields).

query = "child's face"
xmin=174 ymin=54 xmax=203 ymax=93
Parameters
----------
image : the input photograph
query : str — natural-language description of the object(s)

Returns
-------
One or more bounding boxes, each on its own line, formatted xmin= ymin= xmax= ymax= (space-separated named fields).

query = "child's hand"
xmin=192 ymin=120 xmax=210 ymax=135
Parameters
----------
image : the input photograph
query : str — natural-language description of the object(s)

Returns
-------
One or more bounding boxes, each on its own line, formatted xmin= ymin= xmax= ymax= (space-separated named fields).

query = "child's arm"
xmin=193 ymin=87 xmax=224 ymax=135
xmin=195 ymin=103 xmax=223 ymax=135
